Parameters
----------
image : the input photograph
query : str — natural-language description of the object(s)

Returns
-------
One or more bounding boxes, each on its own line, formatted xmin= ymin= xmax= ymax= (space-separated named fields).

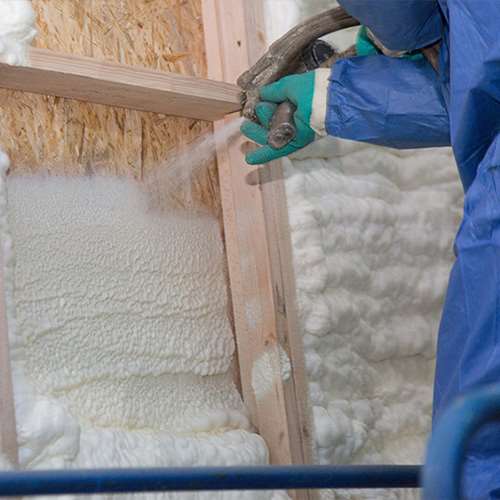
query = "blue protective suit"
xmin=330 ymin=1 xmax=500 ymax=498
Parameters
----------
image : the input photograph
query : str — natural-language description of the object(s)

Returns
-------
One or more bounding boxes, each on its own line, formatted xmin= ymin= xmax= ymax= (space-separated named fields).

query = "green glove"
xmin=356 ymin=25 xmax=424 ymax=61
xmin=241 ymin=70 xmax=329 ymax=165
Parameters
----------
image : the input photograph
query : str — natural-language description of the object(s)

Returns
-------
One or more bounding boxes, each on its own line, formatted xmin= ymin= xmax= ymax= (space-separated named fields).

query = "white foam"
xmin=285 ymin=137 xmax=462 ymax=499
xmin=251 ymin=346 xmax=291 ymax=401
xmin=0 ymin=0 xmax=36 ymax=65
xmin=0 ymin=173 xmax=288 ymax=499
xmin=264 ymin=0 xmax=358 ymax=50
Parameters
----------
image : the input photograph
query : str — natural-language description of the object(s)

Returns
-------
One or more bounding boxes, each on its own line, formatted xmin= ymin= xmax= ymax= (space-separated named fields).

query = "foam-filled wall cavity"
xmin=285 ymin=138 xmax=462 ymax=499
xmin=1 ymin=173 xmax=288 ymax=500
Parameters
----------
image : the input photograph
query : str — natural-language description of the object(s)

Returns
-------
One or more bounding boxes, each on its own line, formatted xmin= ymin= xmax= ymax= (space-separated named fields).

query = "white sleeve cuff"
xmin=310 ymin=68 xmax=331 ymax=137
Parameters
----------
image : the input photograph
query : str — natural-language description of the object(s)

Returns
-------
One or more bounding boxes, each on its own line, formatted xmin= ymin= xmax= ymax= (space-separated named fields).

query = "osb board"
xmin=0 ymin=0 xmax=220 ymax=215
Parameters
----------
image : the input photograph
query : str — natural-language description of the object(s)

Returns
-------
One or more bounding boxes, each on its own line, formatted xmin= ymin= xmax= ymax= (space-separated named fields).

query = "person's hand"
xmin=241 ymin=70 xmax=329 ymax=165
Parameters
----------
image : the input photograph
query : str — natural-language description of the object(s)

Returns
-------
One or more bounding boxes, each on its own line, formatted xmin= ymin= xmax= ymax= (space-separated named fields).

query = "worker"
xmin=241 ymin=1 xmax=500 ymax=498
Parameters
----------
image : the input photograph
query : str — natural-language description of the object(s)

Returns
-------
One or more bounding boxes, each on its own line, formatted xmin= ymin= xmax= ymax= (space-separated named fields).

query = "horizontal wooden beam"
xmin=0 ymin=48 xmax=242 ymax=121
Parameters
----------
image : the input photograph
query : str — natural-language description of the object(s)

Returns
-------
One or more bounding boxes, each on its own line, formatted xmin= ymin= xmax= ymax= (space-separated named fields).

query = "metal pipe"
xmin=422 ymin=384 xmax=500 ymax=500
xmin=0 ymin=465 xmax=421 ymax=496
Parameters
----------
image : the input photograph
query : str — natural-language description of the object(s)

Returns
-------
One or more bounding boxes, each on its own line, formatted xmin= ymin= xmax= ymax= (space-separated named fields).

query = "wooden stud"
xmin=0 ymin=48 xmax=241 ymax=122
xmin=0 ymin=241 xmax=18 ymax=468
xmin=202 ymin=2 xmax=315 ymax=498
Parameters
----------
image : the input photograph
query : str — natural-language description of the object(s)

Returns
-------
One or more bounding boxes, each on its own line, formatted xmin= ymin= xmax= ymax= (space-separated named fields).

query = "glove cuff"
xmin=310 ymin=68 xmax=330 ymax=137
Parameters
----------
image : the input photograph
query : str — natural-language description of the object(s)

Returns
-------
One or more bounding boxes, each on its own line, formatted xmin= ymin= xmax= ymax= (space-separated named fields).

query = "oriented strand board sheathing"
xmin=0 ymin=0 xmax=220 ymax=215
xmin=34 ymin=0 xmax=206 ymax=74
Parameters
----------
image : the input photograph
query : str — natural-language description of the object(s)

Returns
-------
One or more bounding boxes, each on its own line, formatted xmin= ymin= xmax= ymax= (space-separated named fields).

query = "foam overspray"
xmin=144 ymin=118 xmax=243 ymax=211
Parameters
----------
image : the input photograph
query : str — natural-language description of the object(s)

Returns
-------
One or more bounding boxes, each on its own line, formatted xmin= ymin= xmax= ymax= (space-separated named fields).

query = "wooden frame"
xmin=0 ymin=48 xmax=241 ymax=121
xmin=202 ymin=3 xmax=315 ymax=498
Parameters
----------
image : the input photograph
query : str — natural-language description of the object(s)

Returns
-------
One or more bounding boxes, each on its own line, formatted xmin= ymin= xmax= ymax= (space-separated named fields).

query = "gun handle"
xmin=268 ymin=101 xmax=297 ymax=149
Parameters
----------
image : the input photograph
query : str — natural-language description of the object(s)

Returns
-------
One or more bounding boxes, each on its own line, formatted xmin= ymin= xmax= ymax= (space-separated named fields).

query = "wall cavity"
xmin=1 ymin=174 xmax=288 ymax=500
xmin=285 ymin=138 xmax=461 ymax=499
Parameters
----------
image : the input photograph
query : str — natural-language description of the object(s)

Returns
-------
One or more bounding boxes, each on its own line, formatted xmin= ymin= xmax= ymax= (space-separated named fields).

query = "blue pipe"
xmin=0 ymin=465 xmax=420 ymax=496
xmin=422 ymin=384 xmax=500 ymax=500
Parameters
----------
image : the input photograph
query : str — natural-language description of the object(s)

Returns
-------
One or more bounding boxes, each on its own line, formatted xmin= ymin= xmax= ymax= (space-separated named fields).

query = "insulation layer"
xmin=2 ymin=175 xmax=288 ymax=500
xmin=0 ymin=0 xmax=36 ymax=65
xmin=285 ymin=137 xmax=462 ymax=500
xmin=8 ymin=177 xmax=238 ymax=430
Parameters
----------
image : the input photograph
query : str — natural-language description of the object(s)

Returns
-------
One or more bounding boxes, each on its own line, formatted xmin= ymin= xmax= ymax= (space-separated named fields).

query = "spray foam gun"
xmin=237 ymin=7 xmax=359 ymax=150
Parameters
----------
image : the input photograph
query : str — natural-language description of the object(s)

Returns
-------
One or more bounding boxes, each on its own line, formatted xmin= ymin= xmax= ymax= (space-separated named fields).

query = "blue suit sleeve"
xmin=325 ymin=55 xmax=450 ymax=149
xmin=338 ymin=0 xmax=442 ymax=51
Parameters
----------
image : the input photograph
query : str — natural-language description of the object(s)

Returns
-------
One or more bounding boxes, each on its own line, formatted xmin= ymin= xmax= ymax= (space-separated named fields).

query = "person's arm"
xmin=241 ymin=55 xmax=450 ymax=164
xmin=325 ymin=55 xmax=450 ymax=149
xmin=338 ymin=0 xmax=442 ymax=52
xmin=240 ymin=0 xmax=449 ymax=165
